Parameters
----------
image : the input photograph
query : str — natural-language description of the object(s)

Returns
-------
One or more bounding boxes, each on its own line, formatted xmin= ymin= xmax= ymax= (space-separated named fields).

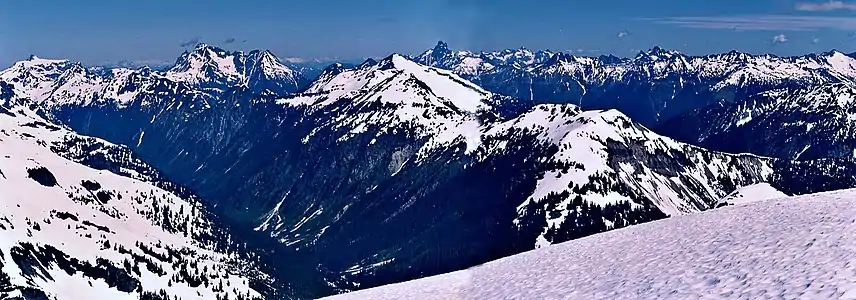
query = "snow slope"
xmin=0 ymin=99 xmax=264 ymax=299
xmin=716 ymin=183 xmax=789 ymax=207
xmin=323 ymin=188 xmax=856 ymax=300
xmin=278 ymin=54 xmax=496 ymax=157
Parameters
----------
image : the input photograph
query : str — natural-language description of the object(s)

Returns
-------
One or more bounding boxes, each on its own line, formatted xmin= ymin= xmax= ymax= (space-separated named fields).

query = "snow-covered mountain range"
xmin=3 ymin=43 xmax=856 ymax=299
xmin=416 ymin=41 xmax=856 ymax=125
xmin=0 ymin=43 xmax=307 ymax=110
xmin=323 ymin=188 xmax=856 ymax=300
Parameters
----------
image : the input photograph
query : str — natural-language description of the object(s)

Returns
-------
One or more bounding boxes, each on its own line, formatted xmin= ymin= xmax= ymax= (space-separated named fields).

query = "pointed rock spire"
xmin=434 ymin=41 xmax=450 ymax=53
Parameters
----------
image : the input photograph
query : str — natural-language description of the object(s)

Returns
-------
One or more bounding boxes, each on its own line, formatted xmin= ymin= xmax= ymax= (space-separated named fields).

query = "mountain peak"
xmin=547 ymin=52 xmax=575 ymax=64
xmin=179 ymin=43 xmax=235 ymax=62
xmin=822 ymin=49 xmax=845 ymax=57
xmin=434 ymin=41 xmax=450 ymax=53
xmin=376 ymin=53 xmax=412 ymax=70
xmin=359 ymin=58 xmax=378 ymax=68
xmin=193 ymin=42 xmax=214 ymax=51
xmin=636 ymin=46 xmax=682 ymax=61
xmin=247 ymin=49 xmax=280 ymax=65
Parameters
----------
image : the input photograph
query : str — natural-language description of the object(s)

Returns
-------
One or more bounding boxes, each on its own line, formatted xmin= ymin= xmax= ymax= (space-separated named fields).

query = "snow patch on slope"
xmin=716 ymin=183 xmax=789 ymax=207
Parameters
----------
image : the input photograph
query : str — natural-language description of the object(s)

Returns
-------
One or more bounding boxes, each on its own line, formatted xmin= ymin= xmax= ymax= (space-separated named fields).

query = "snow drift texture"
xmin=324 ymin=189 xmax=856 ymax=300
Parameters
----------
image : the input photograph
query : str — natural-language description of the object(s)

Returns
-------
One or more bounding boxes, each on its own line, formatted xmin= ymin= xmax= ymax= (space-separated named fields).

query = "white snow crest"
xmin=277 ymin=54 xmax=495 ymax=158
xmin=717 ymin=182 xmax=789 ymax=206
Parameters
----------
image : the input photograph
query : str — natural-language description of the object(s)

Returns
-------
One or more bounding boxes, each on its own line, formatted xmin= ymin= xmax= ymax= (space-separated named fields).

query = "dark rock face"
xmin=26 ymin=167 xmax=57 ymax=187
xmin=9 ymin=243 xmax=140 ymax=293
xmin=80 ymin=180 xmax=101 ymax=191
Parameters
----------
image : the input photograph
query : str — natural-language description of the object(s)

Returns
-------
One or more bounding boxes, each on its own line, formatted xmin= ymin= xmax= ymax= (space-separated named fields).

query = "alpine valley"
xmin=2 ymin=41 xmax=856 ymax=299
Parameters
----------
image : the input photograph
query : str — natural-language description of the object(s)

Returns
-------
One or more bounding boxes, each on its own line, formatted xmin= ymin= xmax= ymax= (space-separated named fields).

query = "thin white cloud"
xmin=772 ymin=34 xmax=788 ymax=43
xmin=796 ymin=1 xmax=856 ymax=11
xmin=282 ymin=57 xmax=306 ymax=63
xmin=813 ymin=37 xmax=821 ymax=43
xmin=644 ymin=15 xmax=856 ymax=31
xmin=618 ymin=31 xmax=629 ymax=38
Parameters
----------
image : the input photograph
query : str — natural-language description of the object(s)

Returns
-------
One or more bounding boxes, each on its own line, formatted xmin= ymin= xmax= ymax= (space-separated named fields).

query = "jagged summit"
xmin=285 ymin=53 xmax=491 ymax=112
xmin=0 ymin=43 xmax=307 ymax=108
xmin=415 ymin=41 xmax=856 ymax=125
xmin=359 ymin=58 xmax=378 ymax=68
xmin=434 ymin=40 xmax=450 ymax=53
xmin=635 ymin=46 xmax=684 ymax=61
xmin=156 ymin=43 xmax=308 ymax=93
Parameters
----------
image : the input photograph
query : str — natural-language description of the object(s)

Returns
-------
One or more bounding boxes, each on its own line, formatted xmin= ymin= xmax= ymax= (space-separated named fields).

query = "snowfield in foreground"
xmin=323 ymin=189 xmax=856 ymax=300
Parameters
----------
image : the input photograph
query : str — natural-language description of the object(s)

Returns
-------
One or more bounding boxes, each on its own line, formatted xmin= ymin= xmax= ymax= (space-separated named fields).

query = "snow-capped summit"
xmin=482 ymin=46 xmax=554 ymax=68
xmin=167 ymin=43 xmax=245 ymax=87
xmin=414 ymin=42 xmax=856 ymax=125
xmin=415 ymin=41 xmax=495 ymax=76
xmin=280 ymin=54 xmax=496 ymax=155
xmin=164 ymin=43 xmax=306 ymax=94
xmin=97 ymin=59 xmax=172 ymax=71
xmin=634 ymin=46 xmax=684 ymax=61
xmin=0 ymin=55 xmax=74 ymax=102
xmin=415 ymin=41 xmax=556 ymax=77
xmin=287 ymin=54 xmax=492 ymax=113
xmin=242 ymin=49 xmax=305 ymax=95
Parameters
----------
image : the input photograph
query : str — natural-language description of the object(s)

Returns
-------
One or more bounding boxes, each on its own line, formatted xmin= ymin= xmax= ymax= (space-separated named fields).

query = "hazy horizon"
xmin=4 ymin=0 xmax=856 ymax=66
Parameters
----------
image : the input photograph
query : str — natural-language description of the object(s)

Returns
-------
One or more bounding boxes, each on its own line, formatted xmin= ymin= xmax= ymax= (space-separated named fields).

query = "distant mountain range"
xmin=415 ymin=41 xmax=856 ymax=126
xmin=2 ymin=42 xmax=856 ymax=299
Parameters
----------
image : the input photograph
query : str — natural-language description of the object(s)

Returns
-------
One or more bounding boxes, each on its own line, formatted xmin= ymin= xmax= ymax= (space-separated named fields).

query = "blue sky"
xmin=2 ymin=0 xmax=856 ymax=66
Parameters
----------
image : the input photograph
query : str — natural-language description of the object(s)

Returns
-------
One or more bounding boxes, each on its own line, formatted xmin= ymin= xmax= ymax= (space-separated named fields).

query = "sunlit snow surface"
xmin=324 ymin=189 xmax=856 ymax=300
xmin=717 ymin=183 xmax=789 ymax=206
